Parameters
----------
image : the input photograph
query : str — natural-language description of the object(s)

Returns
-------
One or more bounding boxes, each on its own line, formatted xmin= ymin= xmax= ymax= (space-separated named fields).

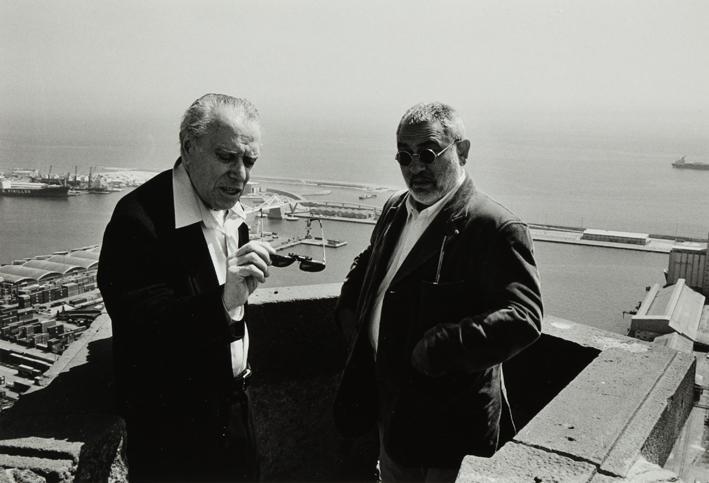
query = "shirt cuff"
xmin=222 ymin=296 xmax=244 ymax=321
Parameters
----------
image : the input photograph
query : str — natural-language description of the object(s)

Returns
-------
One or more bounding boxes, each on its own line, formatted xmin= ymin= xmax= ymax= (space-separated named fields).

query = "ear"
xmin=182 ymin=138 xmax=192 ymax=155
xmin=456 ymin=139 xmax=471 ymax=165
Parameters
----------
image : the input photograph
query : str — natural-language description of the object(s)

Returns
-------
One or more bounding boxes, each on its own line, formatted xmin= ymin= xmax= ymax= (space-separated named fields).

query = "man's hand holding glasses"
xmin=223 ymin=240 xmax=276 ymax=311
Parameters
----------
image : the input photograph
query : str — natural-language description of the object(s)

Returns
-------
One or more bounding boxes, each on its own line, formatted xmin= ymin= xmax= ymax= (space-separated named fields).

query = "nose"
xmin=227 ymin=159 xmax=247 ymax=180
xmin=407 ymin=156 xmax=427 ymax=174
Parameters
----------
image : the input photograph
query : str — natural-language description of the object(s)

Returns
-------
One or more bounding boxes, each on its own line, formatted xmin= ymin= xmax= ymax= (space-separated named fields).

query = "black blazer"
xmin=98 ymin=167 xmax=248 ymax=437
xmin=334 ymin=176 xmax=543 ymax=468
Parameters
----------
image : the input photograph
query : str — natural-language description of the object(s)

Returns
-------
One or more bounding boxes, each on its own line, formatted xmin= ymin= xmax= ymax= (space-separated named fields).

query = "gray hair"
xmin=397 ymin=102 xmax=466 ymax=141
xmin=179 ymin=93 xmax=260 ymax=152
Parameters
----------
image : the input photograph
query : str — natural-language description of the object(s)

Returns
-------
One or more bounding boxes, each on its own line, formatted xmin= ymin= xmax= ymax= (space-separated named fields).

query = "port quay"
xmin=246 ymin=175 xmax=709 ymax=255
xmin=1 ymin=174 xmax=709 ymax=480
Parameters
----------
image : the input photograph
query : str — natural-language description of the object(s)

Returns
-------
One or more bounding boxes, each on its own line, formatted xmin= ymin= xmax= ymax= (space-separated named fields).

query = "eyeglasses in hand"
xmin=395 ymin=139 xmax=460 ymax=166
xmin=271 ymin=218 xmax=327 ymax=272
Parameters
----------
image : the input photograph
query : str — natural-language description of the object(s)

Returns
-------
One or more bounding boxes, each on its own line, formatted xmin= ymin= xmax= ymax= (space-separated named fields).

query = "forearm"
xmin=413 ymin=302 xmax=541 ymax=375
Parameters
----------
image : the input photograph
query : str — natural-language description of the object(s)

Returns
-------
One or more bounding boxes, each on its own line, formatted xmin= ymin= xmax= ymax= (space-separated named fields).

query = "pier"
xmin=273 ymin=236 xmax=347 ymax=252
xmin=244 ymin=177 xmax=707 ymax=256
xmin=529 ymin=224 xmax=707 ymax=254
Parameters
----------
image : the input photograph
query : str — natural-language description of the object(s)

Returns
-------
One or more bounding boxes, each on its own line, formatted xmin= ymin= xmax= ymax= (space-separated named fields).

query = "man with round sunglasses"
xmin=98 ymin=94 xmax=274 ymax=481
xmin=334 ymin=102 xmax=543 ymax=482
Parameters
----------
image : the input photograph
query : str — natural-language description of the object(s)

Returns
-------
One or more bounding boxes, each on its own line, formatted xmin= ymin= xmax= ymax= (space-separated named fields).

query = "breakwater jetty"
xmin=529 ymin=224 xmax=707 ymax=254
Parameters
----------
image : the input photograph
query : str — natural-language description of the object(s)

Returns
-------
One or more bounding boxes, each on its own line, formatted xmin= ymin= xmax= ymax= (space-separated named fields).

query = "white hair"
xmin=397 ymin=102 xmax=466 ymax=141
xmin=179 ymin=93 xmax=260 ymax=153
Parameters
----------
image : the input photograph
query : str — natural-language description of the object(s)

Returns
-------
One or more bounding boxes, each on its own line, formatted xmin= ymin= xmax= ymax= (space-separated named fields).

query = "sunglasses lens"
xmin=271 ymin=254 xmax=295 ymax=267
xmin=396 ymin=152 xmax=412 ymax=166
xmin=299 ymin=260 xmax=326 ymax=272
xmin=420 ymin=149 xmax=437 ymax=164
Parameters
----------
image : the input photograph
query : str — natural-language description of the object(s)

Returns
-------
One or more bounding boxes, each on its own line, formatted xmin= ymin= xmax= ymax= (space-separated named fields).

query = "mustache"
xmin=410 ymin=175 xmax=434 ymax=184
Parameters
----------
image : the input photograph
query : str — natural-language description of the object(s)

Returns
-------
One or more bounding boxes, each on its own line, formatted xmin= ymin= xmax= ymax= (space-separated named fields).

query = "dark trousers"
xmin=126 ymin=387 xmax=259 ymax=482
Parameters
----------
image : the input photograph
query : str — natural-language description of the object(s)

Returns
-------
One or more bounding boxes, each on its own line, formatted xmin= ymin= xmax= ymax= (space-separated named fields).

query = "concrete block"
xmin=5 ymin=469 xmax=45 ymax=483
xmin=248 ymin=284 xmax=344 ymax=382
xmin=0 ymin=438 xmax=81 ymax=463
xmin=601 ymin=352 xmax=694 ymax=476
xmin=543 ymin=316 xmax=650 ymax=353
xmin=456 ymin=442 xmax=597 ymax=482
xmin=515 ymin=343 xmax=694 ymax=478
xmin=251 ymin=283 xmax=341 ymax=304
xmin=589 ymin=456 xmax=680 ymax=483
xmin=0 ymin=454 xmax=73 ymax=482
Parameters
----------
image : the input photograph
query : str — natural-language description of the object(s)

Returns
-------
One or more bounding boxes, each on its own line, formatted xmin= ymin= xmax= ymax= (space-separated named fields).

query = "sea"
xmin=1 ymin=113 xmax=707 ymax=335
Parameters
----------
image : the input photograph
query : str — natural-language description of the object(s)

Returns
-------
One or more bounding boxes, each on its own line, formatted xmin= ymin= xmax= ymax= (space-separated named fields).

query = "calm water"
xmin=0 ymin=115 xmax=706 ymax=334
xmin=0 ymin=186 xmax=668 ymax=335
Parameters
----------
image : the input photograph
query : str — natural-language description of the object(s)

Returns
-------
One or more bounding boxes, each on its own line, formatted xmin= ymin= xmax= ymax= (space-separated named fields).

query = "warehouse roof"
xmin=47 ymin=255 xmax=98 ymax=269
xmin=68 ymin=250 xmax=100 ymax=261
xmin=0 ymin=265 xmax=61 ymax=282
xmin=23 ymin=260 xmax=84 ymax=275
xmin=0 ymin=272 xmax=34 ymax=284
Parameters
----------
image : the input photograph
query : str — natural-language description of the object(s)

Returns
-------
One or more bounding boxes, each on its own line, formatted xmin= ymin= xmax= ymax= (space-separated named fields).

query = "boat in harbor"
xmin=672 ymin=156 xmax=709 ymax=170
xmin=358 ymin=192 xmax=377 ymax=200
xmin=0 ymin=178 xmax=69 ymax=198
xmin=87 ymin=186 xmax=112 ymax=194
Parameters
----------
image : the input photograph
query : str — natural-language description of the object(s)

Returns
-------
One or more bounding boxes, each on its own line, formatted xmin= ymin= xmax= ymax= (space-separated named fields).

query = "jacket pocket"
xmin=417 ymin=279 xmax=467 ymax=333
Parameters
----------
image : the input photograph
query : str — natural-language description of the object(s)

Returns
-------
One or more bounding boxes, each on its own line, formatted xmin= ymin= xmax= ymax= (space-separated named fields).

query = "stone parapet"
xmin=458 ymin=316 xmax=696 ymax=482
xmin=0 ymin=287 xmax=696 ymax=482
xmin=0 ymin=315 xmax=126 ymax=482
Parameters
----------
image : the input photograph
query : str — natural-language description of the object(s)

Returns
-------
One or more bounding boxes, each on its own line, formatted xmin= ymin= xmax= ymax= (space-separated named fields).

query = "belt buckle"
xmin=236 ymin=367 xmax=252 ymax=392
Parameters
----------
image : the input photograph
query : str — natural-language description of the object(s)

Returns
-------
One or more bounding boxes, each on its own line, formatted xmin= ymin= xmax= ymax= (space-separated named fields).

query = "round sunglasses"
xmin=395 ymin=139 xmax=460 ymax=166
xmin=270 ymin=252 xmax=325 ymax=272
xmin=270 ymin=218 xmax=327 ymax=272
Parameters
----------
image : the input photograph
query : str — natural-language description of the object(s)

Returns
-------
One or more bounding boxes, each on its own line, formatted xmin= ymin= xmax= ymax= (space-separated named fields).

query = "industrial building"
xmin=581 ymin=228 xmax=650 ymax=245
xmin=666 ymin=242 xmax=709 ymax=297
xmin=0 ymin=247 xmax=102 ymax=407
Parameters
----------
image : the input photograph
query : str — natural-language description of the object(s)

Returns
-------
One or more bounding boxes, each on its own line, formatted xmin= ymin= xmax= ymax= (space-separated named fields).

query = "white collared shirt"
xmin=172 ymin=162 xmax=248 ymax=376
xmin=368 ymin=173 xmax=466 ymax=355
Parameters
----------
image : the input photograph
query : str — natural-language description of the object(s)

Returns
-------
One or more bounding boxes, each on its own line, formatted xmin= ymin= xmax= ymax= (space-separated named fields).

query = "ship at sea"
xmin=671 ymin=156 xmax=709 ymax=170
xmin=0 ymin=178 xmax=70 ymax=198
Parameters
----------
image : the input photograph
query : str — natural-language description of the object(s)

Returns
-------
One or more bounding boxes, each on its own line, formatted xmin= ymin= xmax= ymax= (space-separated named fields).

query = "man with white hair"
xmin=99 ymin=93 xmax=274 ymax=481
xmin=334 ymin=102 xmax=544 ymax=482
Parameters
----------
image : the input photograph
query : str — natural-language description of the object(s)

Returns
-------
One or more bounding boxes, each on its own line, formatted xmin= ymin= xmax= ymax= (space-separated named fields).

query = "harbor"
xmin=0 ymin=175 xmax=707 ymax=479
xmin=0 ymin=245 xmax=104 ymax=408
xmin=0 ymin=167 xmax=156 ymax=198
xmin=0 ymin=170 xmax=705 ymax=338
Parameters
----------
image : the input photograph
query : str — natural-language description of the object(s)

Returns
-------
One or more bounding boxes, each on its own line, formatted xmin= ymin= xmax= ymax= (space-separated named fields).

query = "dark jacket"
xmin=333 ymin=176 xmax=543 ymax=468
xmin=97 ymin=168 xmax=249 ymax=473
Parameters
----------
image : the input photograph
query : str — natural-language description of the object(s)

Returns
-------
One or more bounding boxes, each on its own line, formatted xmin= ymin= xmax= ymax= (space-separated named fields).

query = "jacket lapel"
xmin=173 ymin=223 xmax=219 ymax=295
xmin=356 ymin=197 xmax=408 ymax=320
xmin=389 ymin=176 xmax=474 ymax=288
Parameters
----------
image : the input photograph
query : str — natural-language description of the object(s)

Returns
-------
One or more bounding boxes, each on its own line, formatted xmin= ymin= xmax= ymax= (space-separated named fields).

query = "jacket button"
xmin=388 ymin=290 xmax=396 ymax=295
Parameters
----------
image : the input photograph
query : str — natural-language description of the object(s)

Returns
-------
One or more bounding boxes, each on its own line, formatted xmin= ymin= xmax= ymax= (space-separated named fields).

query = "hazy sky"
xmin=2 ymin=0 xmax=708 ymax=135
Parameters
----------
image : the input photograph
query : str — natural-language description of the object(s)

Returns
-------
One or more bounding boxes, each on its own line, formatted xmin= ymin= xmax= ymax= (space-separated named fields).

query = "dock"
xmin=274 ymin=236 xmax=347 ymax=252
xmin=529 ymin=225 xmax=706 ymax=254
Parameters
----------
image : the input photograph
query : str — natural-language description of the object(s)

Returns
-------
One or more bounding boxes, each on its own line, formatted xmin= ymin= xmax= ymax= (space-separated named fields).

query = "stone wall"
xmin=458 ymin=316 xmax=696 ymax=482
xmin=0 ymin=285 xmax=696 ymax=482
xmin=0 ymin=315 xmax=126 ymax=482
